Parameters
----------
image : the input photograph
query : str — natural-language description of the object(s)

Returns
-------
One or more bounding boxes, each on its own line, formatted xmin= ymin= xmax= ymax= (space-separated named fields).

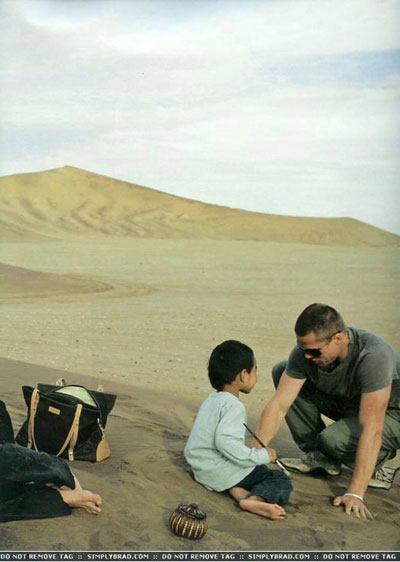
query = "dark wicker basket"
xmin=169 ymin=503 xmax=208 ymax=540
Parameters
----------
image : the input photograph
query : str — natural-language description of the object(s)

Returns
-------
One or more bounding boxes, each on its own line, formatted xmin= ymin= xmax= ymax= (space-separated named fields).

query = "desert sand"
xmin=0 ymin=167 xmax=399 ymax=551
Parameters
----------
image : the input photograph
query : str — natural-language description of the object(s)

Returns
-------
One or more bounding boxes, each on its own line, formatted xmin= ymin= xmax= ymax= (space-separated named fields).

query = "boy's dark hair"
xmin=208 ymin=340 xmax=254 ymax=391
xmin=295 ymin=303 xmax=346 ymax=340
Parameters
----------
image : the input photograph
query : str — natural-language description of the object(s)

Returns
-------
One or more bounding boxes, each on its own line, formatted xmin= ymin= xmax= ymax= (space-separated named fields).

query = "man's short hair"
xmin=295 ymin=303 xmax=346 ymax=340
xmin=208 ymin=340 xmax=254 ymax=391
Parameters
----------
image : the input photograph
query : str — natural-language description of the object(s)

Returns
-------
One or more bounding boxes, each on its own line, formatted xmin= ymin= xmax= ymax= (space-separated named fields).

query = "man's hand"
xmin=266 ymin=446 xmax=277 ymax=463
xmin=333 ymin=495 xmax=373 ymax=520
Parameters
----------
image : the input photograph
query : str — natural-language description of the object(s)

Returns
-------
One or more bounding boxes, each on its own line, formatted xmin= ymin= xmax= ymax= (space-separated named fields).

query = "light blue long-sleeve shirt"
xmin=184 ymin=391 xmax=270 ymax=492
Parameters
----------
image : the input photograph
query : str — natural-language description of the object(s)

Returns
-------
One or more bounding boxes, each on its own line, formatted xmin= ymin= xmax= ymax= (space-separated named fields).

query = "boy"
xmin=184 ymin=340 xmax=292 ymax=520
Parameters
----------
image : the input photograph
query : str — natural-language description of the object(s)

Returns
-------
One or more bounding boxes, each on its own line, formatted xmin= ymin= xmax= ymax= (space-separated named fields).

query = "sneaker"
xmin=279 ymin=451 xmax=342 ymax=476
xmin=369 ymin=450 xmax=400 ymax=490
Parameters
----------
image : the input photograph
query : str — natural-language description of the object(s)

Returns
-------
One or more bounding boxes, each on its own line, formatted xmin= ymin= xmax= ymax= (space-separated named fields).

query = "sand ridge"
xmin=0 ymin=262 xmax=156 ymax=301
xmin=0 ymin=262 xmax=113 ymax=299
xmin=1 ymin=166 xmax=398 ymax=246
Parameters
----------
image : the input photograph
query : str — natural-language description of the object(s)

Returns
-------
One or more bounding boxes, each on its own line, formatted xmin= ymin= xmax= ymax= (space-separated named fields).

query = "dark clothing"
xmin=0 ymin=400 xmax=74 ymax=522
xmin=0 ymin=482 xmax=71 ymax=522
xmin=0 ymin=401 xmax=14 ymax=444
xmin=232 ymin=465 xmax=293 ymax=506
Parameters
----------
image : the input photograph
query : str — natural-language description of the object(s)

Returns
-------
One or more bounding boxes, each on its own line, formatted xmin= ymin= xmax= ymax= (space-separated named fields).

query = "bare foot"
xmin=239 ymin=498 xmax=286 ymax=520
xmin=59 ymin=488 xmax=102 ymax=514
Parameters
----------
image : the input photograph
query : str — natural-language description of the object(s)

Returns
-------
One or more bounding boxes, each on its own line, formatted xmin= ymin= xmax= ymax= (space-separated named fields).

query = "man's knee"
xmin=317 ymin=420 xmax=358 ymax=460
xmin=272 ymin=361 xmax=287 ymax=389
xmin=317 ymin=427 xmax=337 ymax=458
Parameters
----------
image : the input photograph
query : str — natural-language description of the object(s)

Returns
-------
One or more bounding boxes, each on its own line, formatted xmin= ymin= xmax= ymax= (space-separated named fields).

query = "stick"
xmin=243 ymin=423 xmax=291 ymax=477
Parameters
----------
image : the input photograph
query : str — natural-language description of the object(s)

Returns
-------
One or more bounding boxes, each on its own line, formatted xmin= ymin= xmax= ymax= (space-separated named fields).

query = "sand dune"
xmin=1 ymin=358 xmax=399 ymax=551
xmin=0 ymin=166 xmax=398 ymax=246
xmin=1 ymin=236 xmax=399 ymax=551
xmin=1 ymin=165 xmax=399 ymax=552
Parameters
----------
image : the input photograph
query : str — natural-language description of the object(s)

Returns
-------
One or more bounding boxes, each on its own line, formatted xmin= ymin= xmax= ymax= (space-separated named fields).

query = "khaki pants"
xmin=273 ymin=361 xmax=400 ymax=467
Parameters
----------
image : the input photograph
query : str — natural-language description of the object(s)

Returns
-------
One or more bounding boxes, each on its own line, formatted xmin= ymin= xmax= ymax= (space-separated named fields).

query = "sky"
xmin=0 ymin=0 xmax=399 ymax=234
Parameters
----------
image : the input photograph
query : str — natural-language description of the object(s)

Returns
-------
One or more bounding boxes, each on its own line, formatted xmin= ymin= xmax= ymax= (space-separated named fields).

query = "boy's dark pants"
xmin=0 ymin=400 xmax=73 ymax=522
xmin=273 ymin=361 xmax=400 ymax=467
xmin=234 ymin=465 xmax=292 ymax=505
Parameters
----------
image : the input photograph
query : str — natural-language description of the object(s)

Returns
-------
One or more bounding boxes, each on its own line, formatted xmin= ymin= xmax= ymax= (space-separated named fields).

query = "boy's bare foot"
xmin=59 ymin=488 xmax=102 ymax=514
xmin=239 ymin=498 xmax=286 ymax=520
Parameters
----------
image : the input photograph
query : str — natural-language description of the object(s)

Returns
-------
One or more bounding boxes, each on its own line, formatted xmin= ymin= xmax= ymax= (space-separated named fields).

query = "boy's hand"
xmin=251 ymin=436 xmax=277 ymax=463
xmin=266 ymin=447 xmax=277 ymax=463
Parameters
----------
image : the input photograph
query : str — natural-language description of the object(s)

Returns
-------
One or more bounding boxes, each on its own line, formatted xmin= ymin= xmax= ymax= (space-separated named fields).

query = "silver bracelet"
xmin=344 ymin=492 xmax=364 ymax=502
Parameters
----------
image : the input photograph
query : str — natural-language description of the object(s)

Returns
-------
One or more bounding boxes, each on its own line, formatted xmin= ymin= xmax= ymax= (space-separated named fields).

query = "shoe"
xmin=279 ymin=451 xmax=342 ymax=476
xmin=369 ymin=450 xmax=400 ymax=490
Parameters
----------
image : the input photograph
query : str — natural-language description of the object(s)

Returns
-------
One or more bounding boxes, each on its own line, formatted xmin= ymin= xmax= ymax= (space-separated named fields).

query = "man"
xmin=256 ymin=303 xmax=400 ymax=520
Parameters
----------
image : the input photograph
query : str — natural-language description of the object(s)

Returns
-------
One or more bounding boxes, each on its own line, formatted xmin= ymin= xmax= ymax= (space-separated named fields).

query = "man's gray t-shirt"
xmin=285 ymin=327 xmax=400 ymax=412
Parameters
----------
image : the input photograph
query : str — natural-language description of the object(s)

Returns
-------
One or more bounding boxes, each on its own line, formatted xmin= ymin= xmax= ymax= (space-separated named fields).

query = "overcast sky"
xmin=1 ymin=0 xmax=399 ymax=234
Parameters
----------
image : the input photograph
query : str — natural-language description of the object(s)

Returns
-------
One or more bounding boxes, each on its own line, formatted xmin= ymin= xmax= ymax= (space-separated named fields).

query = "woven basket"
xmin=169 ymin=503 xmax=208 ymax=540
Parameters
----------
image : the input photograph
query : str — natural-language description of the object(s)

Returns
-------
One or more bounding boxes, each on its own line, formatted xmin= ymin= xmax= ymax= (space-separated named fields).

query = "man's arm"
xmin=333 ymin=385 xmax=391 ymax=520
xmin=254 ymin=373 xmax=306 ymax=447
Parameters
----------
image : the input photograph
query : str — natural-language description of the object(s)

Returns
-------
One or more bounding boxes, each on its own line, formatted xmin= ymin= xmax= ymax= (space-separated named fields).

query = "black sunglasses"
xmin=297 ymin=331 xmax=341 ymax=358
xmin=298 ymin=346 xmax=323 ymax=357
